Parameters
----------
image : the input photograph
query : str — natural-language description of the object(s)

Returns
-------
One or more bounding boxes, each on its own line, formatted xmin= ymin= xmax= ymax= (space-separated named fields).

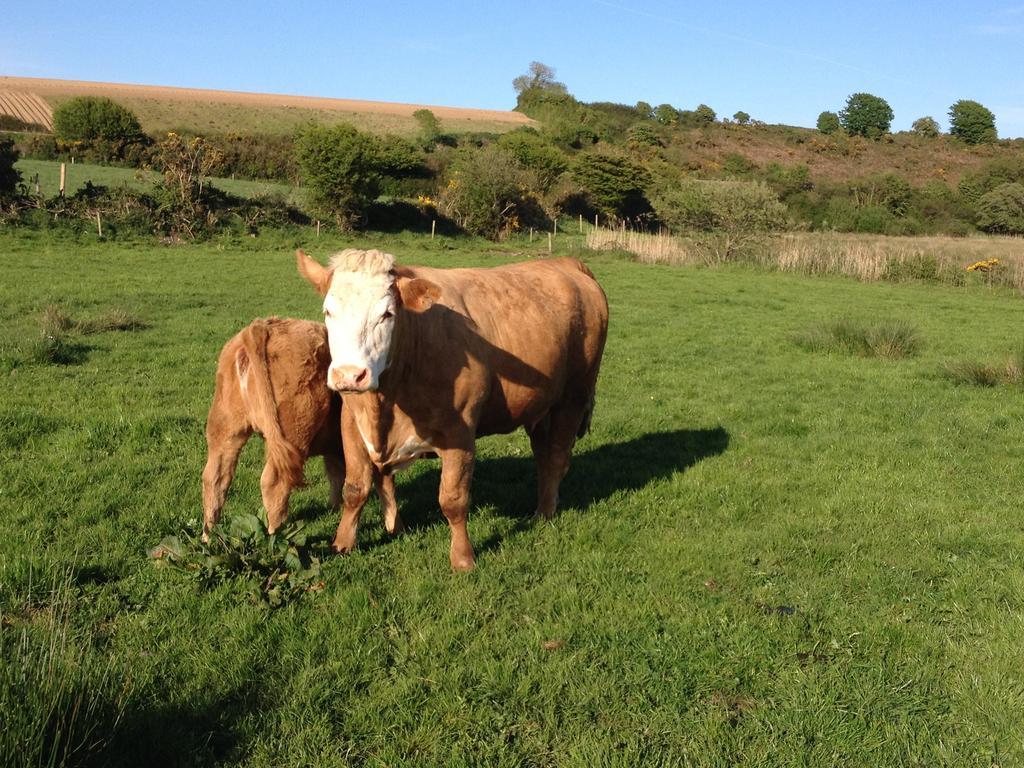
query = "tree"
xmin=817 ymin=111 xmax=841 ymax=134
xmin=694 ymin=104 xmax=717 ymax=125
xmin=976 ymin=182 xmax=1024 ymax=234
xmin=911 ymin=116 xmax=940 ymax=138
xmin=626 ymin=123 xmax=661 ymax=148
xmin=949 ymin=100 xmax=996 ymax=145
xmin=512 ymin=61 xmax=567 ymax=96
xmin=571 ymin=153 xmax=652 ymax=220
xmin=295 ymin=123 xmax=385 ymax=228
xmin=0 ymin=137 xmax=20 ymax=198
xmin=839 ymin=93 xmax=893 ymax=139
xmin=653 ymin=104 xmax=679 ymax=125
xmin=635 ymin=101 xmax=654 ymax=120
xmin=412 ymin=108 xmax=441 ymax=147
xmin=52 ymin=96 xmax=145 ymax=146
xmin=733 ymin=111 xmax=751 ymax=125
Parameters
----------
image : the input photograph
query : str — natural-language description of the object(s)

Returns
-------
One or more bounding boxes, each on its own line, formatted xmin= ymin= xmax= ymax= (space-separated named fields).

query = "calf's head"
xmin=296 ymin=249 xmax=439 ymax=392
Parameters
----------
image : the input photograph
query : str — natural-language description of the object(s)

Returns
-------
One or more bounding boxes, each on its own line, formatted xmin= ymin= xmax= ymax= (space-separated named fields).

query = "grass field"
xmin=3 ymin=228 xmax=1024 ymax=766
xmin=13 ymin=158 xmax=300 ymax=203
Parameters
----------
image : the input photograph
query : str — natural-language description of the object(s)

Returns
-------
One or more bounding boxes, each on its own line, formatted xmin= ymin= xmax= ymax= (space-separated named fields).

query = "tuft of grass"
xmin=24 ymin=305 xmax=82 ymax=365
xmin=944 ymin=343 xmax=1024 ymax=386
xmin=795 ymin=317 xmax=922 ymax=359
xmin=74 ymin=308 xmax=148 ymax=335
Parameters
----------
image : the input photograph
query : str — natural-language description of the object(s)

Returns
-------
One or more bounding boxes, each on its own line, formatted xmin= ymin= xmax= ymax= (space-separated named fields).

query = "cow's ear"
xmin=395 ymin=276 xmax=441 ymax=313
xmin=296 ymin=249 xmax=333 ymax=296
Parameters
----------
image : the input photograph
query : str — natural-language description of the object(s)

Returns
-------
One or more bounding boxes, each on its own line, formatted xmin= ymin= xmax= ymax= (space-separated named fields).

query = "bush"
xmin=839 ymin=93 xmax=893 ymax=139
xmin=152 ymin=132 xmax=224 ymax=238
xmin=733 ymin=111 xmax=751 ymax=125
xmin=949 ymin=100 xmax=996 ymax=145
xmin=911 ymin=116 xmax=940 ymax=138
xmin=438 ymin=145 xmax=545 ymax=239
xmin=571 ymin=153 xmax=652 ymax=221
xmin=52 ymin=96 xmax=146 ymax=161
xmin=694 ymin=104 xmax=717 ymax=125
xmin=0 ymin=137 xmax=20 ymax=197
xmin=976 ymin=182 xmax=1024 ymax=235
xmin=626 ymin=123 xmax=661 ymax=149
xmin=653 ymin=104 xmax=679 ymax=125
xmin=295 ymin=123 xmax=388 ymax=228
xmin=413 ymin=108 xmax=442 ymax=147
xmin=496 ymin=129 xmax=568 ymax=190
xmin=816 ymin=111 xmax=841 ymax=135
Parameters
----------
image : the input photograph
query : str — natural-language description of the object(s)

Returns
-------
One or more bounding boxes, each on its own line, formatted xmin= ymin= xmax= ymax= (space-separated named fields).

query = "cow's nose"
xmin=329 ymin=365 xmax=371 ymax=392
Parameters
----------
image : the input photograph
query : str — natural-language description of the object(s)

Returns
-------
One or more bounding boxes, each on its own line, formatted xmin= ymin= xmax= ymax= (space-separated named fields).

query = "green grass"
xmin=3 ymin=229 xmax=1024 ymax=766
xmin=14 ymin=157 xmax=301 ymax=203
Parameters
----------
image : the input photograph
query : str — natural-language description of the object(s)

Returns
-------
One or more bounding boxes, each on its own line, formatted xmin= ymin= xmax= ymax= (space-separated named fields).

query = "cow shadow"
xmin=364 ymin=426 xmax=730 ymax=550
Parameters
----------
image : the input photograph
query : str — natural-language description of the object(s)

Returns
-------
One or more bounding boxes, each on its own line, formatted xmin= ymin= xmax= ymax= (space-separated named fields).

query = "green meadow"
xmin=2 ymin=228 xmax=1024 ymax=766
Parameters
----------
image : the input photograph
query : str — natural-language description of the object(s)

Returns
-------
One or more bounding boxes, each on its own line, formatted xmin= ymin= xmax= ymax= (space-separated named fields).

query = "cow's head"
xmin=296 ymin=249 xmax=440 ymax=392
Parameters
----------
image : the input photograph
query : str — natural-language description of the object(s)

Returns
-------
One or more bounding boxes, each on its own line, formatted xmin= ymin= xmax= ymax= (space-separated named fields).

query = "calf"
xmin=296 ymin=249 xmax=609 ymax=571
xmin=201 ymin=317 xmax=400 ymax=536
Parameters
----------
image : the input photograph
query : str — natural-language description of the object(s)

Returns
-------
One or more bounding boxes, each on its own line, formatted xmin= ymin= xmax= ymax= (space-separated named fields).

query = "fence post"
xmin=431 ymin=219 xmax=436 ymax=239
xmin=529 ymin=227 xmax=534 ymax=242
xmin=579 ymin=214 xmax=583 ymax=234
xmin=59 ymin=163 xmax=66 ymax=198
xmin=594 ymin=213 xmax=598 ymax=229
xmin=316 ymin=220 xmax=321 ymax=237
xmin=548 ymin=232 xmax=552 ymax=254
xmin=95 ymin=211 xmax=102 ymax=238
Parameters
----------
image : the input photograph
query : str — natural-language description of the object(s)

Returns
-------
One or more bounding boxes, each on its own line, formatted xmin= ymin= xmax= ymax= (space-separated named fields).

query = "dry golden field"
xmin=0 ymin=76 xmax=534 ymax=136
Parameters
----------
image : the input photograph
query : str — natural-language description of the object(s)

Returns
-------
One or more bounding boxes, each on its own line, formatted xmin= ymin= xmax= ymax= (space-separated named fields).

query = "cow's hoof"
xmin=450 ymin=555 xmax=476 ymax=573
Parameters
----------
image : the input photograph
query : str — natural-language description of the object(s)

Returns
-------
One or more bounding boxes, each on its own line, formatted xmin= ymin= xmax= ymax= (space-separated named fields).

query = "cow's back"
xmin=401 ymin=258 xmax=608 ymax=436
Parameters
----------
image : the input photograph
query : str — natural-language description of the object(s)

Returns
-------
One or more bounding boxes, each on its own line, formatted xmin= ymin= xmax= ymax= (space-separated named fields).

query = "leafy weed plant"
xmin=150 ymin=512 xmax=325 ymax=608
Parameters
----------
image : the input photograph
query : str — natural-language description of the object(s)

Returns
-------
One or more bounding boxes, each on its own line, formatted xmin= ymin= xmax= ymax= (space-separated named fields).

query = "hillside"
xmin=0 ymin=76 xmax=534 ymax=137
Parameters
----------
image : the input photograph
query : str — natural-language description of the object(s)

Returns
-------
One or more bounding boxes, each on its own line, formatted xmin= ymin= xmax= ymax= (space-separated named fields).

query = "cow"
xmin=201 ymin=317 xmax=400 ymax=538
xmin=296 ymin=248 xmax=609 ymax=571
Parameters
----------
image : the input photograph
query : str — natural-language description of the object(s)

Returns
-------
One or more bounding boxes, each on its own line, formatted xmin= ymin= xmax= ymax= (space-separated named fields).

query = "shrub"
xmin=496 ymin=128 xmax=568 ymax=190
xmin=52 ymin=96 xmax=146 ymax=161
xmin=0 ymin=137 xmax=20 ymax=197
xmin=976 ymin=182 xmax=1024 ymax=235
xmin=571 ymin=153 xmax=652 ymax=221
xmin=911 ymin=116 xmax=940 ymax=138
xmin=839 ymin=93 xmax=893 ymax=139
xmin=413 ymin=108 xmax=442 ymax=147
xmin=295 ymin=123 xmax=387 ymax=228
xmin=816 ymin=111 xmax=841 ymax=134
xmin=152 ymin=132 xmax=224 ymax=238
xmin=949 ymin=100 xmax=996 ymax=145
xmin=438 ymin=145 xmax=545 ymax=239
xmin=635 ymin=101 xmax=654 ymax=120
xmin=626 ymin=123 xmax=661 ymax=148
xmin=733 ymin=111 xmax=751 ymax=125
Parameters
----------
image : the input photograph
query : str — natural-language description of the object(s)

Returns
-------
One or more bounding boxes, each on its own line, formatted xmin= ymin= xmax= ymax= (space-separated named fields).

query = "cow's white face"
xmin=321 ymin=270 xmax=396 ymax=392
xmin=296 ymin=248 xmax=440 ymax=394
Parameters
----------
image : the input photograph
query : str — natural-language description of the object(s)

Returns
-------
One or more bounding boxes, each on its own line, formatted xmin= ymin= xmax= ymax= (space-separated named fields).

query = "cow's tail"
xmin=577 ymin=391 xmax=596 ymax=439
xmin=236 ymin=319 xmax=306 ymax=488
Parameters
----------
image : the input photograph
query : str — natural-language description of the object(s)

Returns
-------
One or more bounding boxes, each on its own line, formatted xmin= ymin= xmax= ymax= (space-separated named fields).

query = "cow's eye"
xmin=381 ymin=310 xmax=393 ymax=321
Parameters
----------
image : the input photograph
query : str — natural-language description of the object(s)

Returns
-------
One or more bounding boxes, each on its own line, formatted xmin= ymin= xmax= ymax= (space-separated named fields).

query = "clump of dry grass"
xmin=74 ymin=308 xmax=148 ymax=335
xmin=587 ymin=228 xmax=1024 ymax=292
xmin=944 ymin=344 xmax=1024 ymax=387
xmin=794 ymin=318 xmax=922 ymax=359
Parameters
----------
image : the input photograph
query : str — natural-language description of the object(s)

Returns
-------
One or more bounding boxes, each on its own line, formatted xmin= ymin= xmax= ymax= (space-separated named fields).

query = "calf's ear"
xmin=395 ymin=276 xmax=441 ymax=313
xmin=296 ymin=249 xmax=333 ymax=295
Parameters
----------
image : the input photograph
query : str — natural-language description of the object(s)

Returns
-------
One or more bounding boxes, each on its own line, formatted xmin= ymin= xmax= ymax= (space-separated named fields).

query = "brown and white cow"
xmin=201 ymin=317 xmax=400 ymax=537
xmin=296 ymin=248 xmax=609 ymax=571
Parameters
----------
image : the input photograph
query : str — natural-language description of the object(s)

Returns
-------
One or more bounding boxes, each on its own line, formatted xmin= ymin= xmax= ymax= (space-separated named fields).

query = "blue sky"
xmin=4 ymin=1 xmax=1024 ymax=136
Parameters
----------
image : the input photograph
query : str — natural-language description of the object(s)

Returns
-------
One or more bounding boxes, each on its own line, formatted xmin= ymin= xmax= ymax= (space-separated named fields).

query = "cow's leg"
xmin=202 ymin=415 xmax=251 ymax=539
xmin=375 ymin=470 xmax=404 ymax=535
xmin=437 ymin=446 xmax=476 ymax=572
xmin=528 ymin=403 xmax=586 ymax=521
xmin=333 ymin=409 xmax=372 ymax=554
xmin=323 ymin=452 xmax=344 ymax=511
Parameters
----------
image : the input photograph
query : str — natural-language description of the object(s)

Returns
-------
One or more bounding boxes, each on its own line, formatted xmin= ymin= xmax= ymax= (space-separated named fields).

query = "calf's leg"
xmin=333 ymin=409 xmax=372 ymax=553
xmin=323 ymin=453 xmax=344 ymax=511
xmin=375 ymin=470 xmax=403 ymax=535
xmin=202 ymin=413 xmax=251 ymax=538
